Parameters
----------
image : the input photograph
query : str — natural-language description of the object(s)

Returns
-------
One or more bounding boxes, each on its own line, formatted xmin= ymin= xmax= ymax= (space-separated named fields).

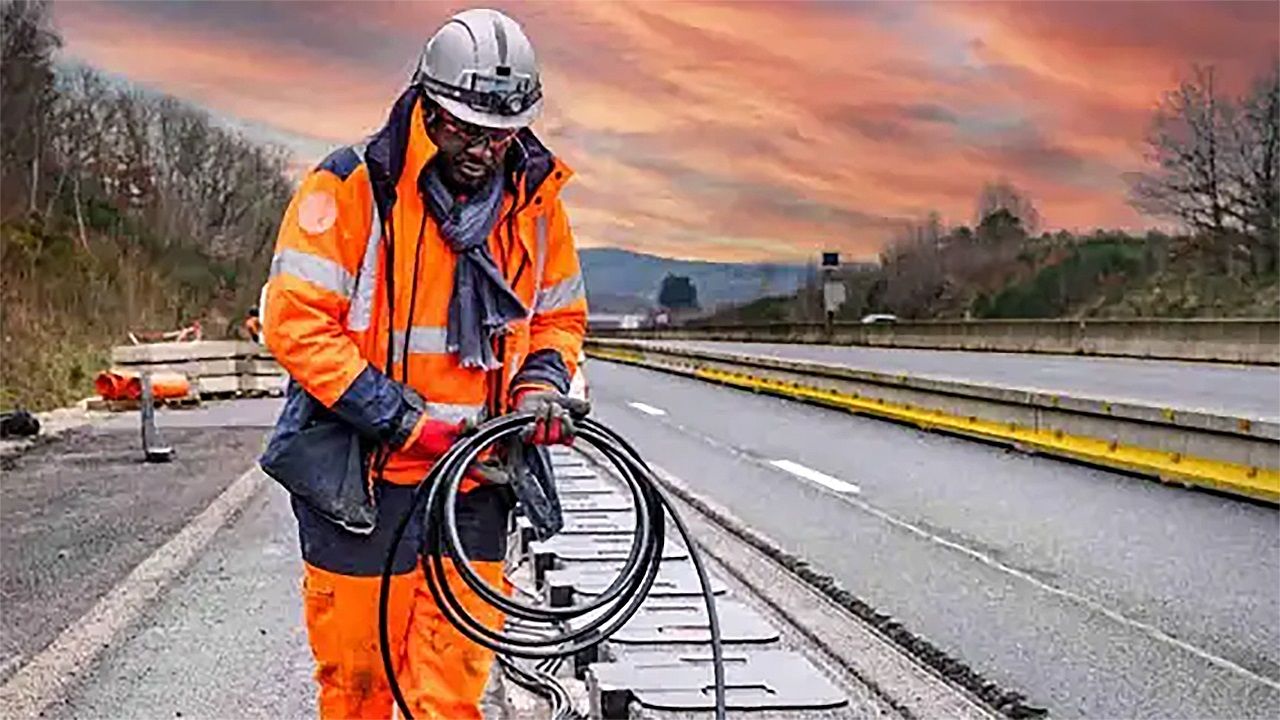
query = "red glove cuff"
xmin=403 ymin=416 xmax=465 ymax=458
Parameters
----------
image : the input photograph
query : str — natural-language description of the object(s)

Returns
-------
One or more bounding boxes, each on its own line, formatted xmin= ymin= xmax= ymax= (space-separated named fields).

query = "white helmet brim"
xmin=417 ymin=9 xmax=543 ymax=130
xmin=428 ymin=92 xmax=542 ymax=130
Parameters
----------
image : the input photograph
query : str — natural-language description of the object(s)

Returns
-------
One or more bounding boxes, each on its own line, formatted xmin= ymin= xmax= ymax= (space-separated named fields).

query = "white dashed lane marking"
xmin=628 ymin=402 xmax=667 ymax=416
xmin=769 ymin=459 xmax=861 ymax=494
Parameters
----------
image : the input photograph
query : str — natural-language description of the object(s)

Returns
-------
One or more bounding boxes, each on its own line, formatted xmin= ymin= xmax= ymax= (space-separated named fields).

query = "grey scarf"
xmin=423 ymin=167 xmax=527 ymax=369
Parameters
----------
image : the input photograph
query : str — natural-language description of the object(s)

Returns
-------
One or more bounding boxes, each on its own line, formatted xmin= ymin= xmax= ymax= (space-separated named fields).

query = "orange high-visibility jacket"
xmin=263 ymin=87 xmax=586 ymax=488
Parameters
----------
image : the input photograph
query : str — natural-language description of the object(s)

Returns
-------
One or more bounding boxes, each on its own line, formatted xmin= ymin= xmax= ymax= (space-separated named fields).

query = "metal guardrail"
xmin=591 ymin=318 xmax=1280 ymax=365
xmin=586 ymin=339 xmax=1280 ymax=504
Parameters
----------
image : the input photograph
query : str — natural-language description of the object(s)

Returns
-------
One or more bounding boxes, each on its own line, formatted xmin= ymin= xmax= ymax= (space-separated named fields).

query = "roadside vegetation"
xmin=1 ymin=1 xmax=292 ymax=410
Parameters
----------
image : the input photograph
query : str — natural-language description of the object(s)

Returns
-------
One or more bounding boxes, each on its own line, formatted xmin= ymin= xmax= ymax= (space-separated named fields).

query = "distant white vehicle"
xmin=860 ymin=313 xmax=898 ymax=325
xmin=569 ymin=350 xmax=588 ymax=402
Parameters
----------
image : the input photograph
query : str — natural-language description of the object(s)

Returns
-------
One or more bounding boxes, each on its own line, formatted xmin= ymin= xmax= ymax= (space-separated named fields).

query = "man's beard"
xmin=439 ymin=154 xmax=498 ymax=195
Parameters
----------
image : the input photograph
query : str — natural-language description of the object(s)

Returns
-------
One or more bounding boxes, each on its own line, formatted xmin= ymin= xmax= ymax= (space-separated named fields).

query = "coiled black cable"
xmin=378 ymin=414 xmax=726 ymax=719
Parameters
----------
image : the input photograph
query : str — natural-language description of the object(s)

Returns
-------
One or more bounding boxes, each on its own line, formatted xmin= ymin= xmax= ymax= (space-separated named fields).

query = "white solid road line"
xmin=628 ymin=402 xmax=668 ymax=416
xmin=769 ymin=459 xmax=861 ymax=494
xmin=0 ymin=466 xmax=269 ymax=718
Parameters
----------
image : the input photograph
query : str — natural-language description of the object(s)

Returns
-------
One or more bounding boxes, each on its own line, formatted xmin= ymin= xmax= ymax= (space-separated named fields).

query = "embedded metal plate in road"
xmin=516 ymin=511 xmax=635 ymax=536
xmin=552 ymin=466 xmax=601 ymax=481
xmin=556 ymin=476 xmax=625 ymax=496
xmin=588 ymin=648 xmax=848 ymax=717
xmin=530 ymin=534 xmax=687 ymax=563
xmin=549 ymin=450 xmax=587 ymax=467
xmin=515 ymin=511 xmax=637 ymax=555
xmin=605 ymin=598 xmax=778 ymax=645
xmin=545 ymin=561 xmax=728 ymax=606
xmin=529 ymin=534 xmax=688 ymax=584
xmin=560 ymin=494 xmax=633 ymax=513
xmin=538 ymin=532 xmax=687 ymax=557
xmin=559 ymin=510 xmax=636 ymax=534
xmin=557 ymin=485 xmax=624 ymax=498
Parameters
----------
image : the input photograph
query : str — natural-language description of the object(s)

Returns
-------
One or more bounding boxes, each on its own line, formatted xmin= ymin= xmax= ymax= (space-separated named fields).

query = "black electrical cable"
xmin=501 ymin=613 xmax=575 ymax=716
xmin=497 ymin=655 xmax=581 ymax=720
xmin=378 ymin=414 xmax=726 ymax=720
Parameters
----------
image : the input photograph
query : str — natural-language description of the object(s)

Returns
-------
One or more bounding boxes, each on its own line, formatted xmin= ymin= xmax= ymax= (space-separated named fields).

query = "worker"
xmin=259 ymin=8 xmax=587 ymax=719
xmin=242 ymin=306 xmax=263 ymax=344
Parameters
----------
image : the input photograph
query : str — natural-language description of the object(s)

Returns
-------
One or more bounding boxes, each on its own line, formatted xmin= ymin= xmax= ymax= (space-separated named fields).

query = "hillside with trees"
xmin=1 ymin=0 xmax=292 ymax=410
xmin=580 ymin=247 xmax=808 ymax=313
xmin=710 ymin=65 xmax=1279 ymax=325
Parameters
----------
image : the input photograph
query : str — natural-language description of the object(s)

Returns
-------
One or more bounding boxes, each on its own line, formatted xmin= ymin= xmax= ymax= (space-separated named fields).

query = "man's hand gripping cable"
xmin=377 ymin=413 xmax=728 ymax=719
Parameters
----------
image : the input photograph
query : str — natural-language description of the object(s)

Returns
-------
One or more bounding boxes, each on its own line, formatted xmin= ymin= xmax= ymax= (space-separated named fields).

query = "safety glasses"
xmin=436 ymin=110 xmax=520 ymax=151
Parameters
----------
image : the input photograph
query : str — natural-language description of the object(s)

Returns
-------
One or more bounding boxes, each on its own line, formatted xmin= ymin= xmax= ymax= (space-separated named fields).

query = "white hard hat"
xmin=415 ymin=8 xmax=543 ymax=129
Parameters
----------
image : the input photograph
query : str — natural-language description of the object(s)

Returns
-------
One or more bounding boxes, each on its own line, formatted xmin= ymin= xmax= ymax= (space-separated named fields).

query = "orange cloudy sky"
xmin=53 ymin=1 xmax=1277 ymax=262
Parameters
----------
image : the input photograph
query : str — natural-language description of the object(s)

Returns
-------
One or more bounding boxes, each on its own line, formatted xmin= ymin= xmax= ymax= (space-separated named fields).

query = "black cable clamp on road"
xmin=378 ymin=413 xmax=728 ymax=720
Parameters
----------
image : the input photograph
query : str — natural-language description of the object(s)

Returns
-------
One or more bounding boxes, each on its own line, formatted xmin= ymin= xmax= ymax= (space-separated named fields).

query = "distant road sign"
xmin=821 ymin=252 xmax=840 ymax=268
xmin=823 ymin=281 xmax=847 ymax=314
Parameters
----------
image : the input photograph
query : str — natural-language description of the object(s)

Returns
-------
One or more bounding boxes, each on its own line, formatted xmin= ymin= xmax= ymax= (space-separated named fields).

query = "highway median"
xmin=592 ymin=319 xmax=1280 ymax=365
xmin=586 ymin=338 xmax=1280 ymax=504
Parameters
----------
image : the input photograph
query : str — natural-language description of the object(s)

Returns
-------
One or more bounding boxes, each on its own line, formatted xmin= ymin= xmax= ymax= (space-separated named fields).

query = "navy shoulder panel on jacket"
xmin=315 ymin=146 xmax=362 ymax=181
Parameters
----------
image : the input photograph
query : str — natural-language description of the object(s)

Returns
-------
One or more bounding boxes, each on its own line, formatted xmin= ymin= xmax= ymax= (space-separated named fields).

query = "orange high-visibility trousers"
xmin=301 ymin=561 xmax=505 ymax=720
xmin=293 ymin=483 xmax=512 ymax=720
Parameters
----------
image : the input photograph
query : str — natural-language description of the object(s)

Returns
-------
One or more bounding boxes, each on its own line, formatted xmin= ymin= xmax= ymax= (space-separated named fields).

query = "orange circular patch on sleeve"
xmin=297 ymin=190 xmax=338 ymax=235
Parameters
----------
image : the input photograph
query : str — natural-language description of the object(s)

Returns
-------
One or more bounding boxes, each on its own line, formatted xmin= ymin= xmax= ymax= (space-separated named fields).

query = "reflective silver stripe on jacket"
xmin=346 ymin=142 xmax=380 ymax=332
xmin=531 ymin=214 xmax=549 ymax=311
xmin=424 ymin=402 xmax=485 ymax=424
xmin=270 ymin=249 xmax=353 ymax=297
xmin=390 ymin=326 xmax=449 ymax=364
xmin=536 ymin=272 xmax=585 ymax=313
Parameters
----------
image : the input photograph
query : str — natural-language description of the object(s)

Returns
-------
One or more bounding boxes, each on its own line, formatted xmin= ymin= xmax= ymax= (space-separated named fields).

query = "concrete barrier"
xmin=586 ymin=338 xmax=1280 ymax=503
xmin=592 ymin=319 xmax=1280 ymax=365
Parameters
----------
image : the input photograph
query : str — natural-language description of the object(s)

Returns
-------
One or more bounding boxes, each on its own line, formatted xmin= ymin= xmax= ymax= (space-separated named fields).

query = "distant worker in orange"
xmin=258 ymin=8 xmax=587 ymax=719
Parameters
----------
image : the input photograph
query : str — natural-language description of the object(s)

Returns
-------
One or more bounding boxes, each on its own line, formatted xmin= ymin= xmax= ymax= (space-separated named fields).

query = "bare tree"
xmin=1228 ymin=67 xmax=1280 ymax=272
xmin=49 ymin=66 xmax=120 ymax=248
xmin=879 ymin=215 xmax=946 ymax=318
xmin=1 ymin=0 xmax=60 ymax=219
xmin=1130 ymin=64 xmax=1280 ymax=272
xmin=1131 ymin=66 xmax=1233 ymax=236
xmin=975 ymin=179 xmax=1041 ymax=235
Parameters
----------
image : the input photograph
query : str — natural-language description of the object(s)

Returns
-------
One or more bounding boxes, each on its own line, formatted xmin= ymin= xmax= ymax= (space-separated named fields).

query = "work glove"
xmin=510 ymin=386 xmax=590 ymax=446
xmin=467 ymin=437 xmax=564 ymax=540
xmin=465 ymin=458 xmax=514 ymax=485
xmin=401 ymin=416 xmax=467 ymax=460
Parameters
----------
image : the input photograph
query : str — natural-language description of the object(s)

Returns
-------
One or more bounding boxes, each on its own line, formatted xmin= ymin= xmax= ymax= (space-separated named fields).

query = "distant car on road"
xmin=569 ymin=350 xmax=588 ymax=402
xmin=860 ymin=313 xmax=898 ymax=325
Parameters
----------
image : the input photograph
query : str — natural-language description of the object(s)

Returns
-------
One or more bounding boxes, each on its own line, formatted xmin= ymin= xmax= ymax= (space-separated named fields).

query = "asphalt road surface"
xmin=7 ymin=400 xmax=518 ymax=719
xmin=0 ymin=419 xmax=273 ymax=683
xmin=7 ymin=398 xmax=890 ymax=720
xmin=586 ymin=360 xmax=1280 ymax=719
xmin=660 ymin=340 xmax=1280 ymax=421
xmin=50 ymin=483 xmax=315 ymax=719
xmin=0 ymin=398 xmax=320 ymax=719
xmin=7 ymin=380 xmax=1277 ymax=719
